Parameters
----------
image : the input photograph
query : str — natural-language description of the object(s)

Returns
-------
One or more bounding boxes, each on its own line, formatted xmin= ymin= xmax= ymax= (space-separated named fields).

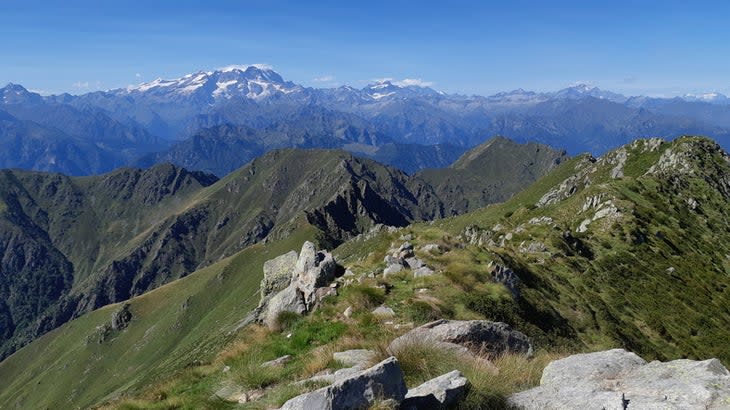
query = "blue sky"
xmin=2 ymin=0 xmax=729 ymax=96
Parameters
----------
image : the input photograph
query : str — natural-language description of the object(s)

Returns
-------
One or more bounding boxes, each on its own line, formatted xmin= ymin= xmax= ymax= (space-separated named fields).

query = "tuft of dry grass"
xmin=214 ymin=325 xmax=270 ymax=365
xmin=385 ymin=337 xmax=565 ymax=410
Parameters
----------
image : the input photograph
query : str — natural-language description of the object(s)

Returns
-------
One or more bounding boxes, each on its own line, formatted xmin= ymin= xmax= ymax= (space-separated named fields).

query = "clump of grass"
xmin=301 ymin=344 xmax=347 ymax=377
xmin=459 ymin=351 xmax=564 ymax=409
xmin=387 ymin=338 xmax=563 ymax=410
xmin=273 ymin=311 xmax=303 ymax=332
xmin=404 ymin=299 xmax=449 ymax=324
xmin=215 ymin=325 xmax=270 ymax=365
xmin=231 ymin=347 xmax=289 ymax=389
xmin=343 ymin=284 xmax=386 ymax=310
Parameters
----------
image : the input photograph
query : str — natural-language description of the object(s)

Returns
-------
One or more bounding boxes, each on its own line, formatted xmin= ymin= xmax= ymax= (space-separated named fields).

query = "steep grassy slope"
xmin=0 ymin=224 xmax=317 ymax=409
xmin=437 ymin=136 xmax=730 ymax=360
xmin=418 ymin=136 xmax=568 ymax=214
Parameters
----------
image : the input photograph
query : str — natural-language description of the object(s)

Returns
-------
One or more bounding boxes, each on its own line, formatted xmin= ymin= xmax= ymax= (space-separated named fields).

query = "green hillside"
xmin=0 ymin=224 xmax=316 ymax=409
xmin=418 ymin=136 xmax=568 ymax=215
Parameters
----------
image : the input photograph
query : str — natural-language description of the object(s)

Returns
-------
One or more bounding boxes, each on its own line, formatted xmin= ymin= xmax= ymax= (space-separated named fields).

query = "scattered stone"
xmin=400 ymin=233 xmax=413 ymax=241
xmin=383 ymin=264 xmax=403 ymax=276
xmin=111 ymin=303 xmax=133 ymax=331
xmin=420 ymin=243 xmax=442 ymax=253
xmin=280 ymin=357 xmax=407 ymax=410
xmin=412 ymin=266 xmax=435 ymax=278
xmin=577 ymin=218 xmax=591 ymax=233
xmin=344 ymin=268 xmax=355 ymax=277
xmin=222 ymin=365 xmax=230 ymax=373
xmin=389 ymin=319 xmax=532 ymax=358
xmin=237 ymin=389 xmax=264 ymax=403
xmin=314 ymin=287 xmax=337 ymax=302
xmin=372 ymin=305 xmax=395 ymax=317
xmin=527 ymin=216 xmax=554 ymax=226
xmin=260 ymin=250 xmax=298 ymax=299
xmin=404 ymin=257 xmax=424 ymax=269
xmin=401 ymin=370 xmax=469 ymax=410
xmin=517 ymin=241 xmax=547 ymax=253
xmin=491 ymin=264 xmax=521 ymax=298
xmin=508 ymin=349 xmax=730 ymax=409
xmin=333 ymin=349 xmax=377 ymax=367
xmin=213 ymin=385 xmax=244 ymax=402
xmin=609 ymin=148 xmax=628 ymax=179
xmin=261 ymin=355 xmax=292 ymax=368
xmin=343 ymin=306 xmax=353 ymax=318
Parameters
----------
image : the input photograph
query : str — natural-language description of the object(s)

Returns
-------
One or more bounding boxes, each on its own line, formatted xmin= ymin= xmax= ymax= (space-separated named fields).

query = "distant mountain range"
xmin=2 ymin=65 xmax=730 ymax=176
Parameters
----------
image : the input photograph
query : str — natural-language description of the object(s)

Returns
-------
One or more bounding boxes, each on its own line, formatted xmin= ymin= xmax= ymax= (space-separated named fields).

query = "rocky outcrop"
xmin=280 ymin=357 xmax=407 ymax=410
xmin=401 ymin=370 xmax=469 ymax=410
xmin=110 ymin=303 xmax=133 ymax=331
xmin=261 ymin=251 xmax=298 ymax=299
xmin=256 ymin=241 xmax=342 ymax=328
xmin=382 ymin=242 xmax=435 ymax=278
xmin=509 ymin=349 xmax=730 ymax=409
xmin=389 ymin=319 xmax=533 ymax=358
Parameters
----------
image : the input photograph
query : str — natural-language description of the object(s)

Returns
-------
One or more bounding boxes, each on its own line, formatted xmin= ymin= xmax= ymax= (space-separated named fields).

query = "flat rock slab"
xmin=402 ymin=370 xmax=469 ymax=409
xmin=261 ymin=354 xmax=292 ymax=368
xmin=509 ymin=349 xmax=730 ymax=409
xmin=389 ymin=319 xmax=532 ymax=357
xmin=372 ymin=305 xmax=395 ymax=317
xmin=280 ymin=356 xmax=407 ymax=410
xmin=333 ymin=349 xmax=377 ymax=368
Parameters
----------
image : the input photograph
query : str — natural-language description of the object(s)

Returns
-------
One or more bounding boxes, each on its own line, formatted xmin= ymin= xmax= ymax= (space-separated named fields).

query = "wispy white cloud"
xmin=135 ymin=73 xmax=142 ymax=78
xmin=218 ymin=63 xmax=273 ymax=71
xmin=569 ymin=80 xmax=596 ymax=88
xmin=72 ymin=81 xmax=90 ymax=88
xmin=394 ymin=78 xmax=433 ymax=87
xmin=371 ymin=77 xmax=434 ymax=87
xmin=313 ymin=75 xmax=336 ymax=82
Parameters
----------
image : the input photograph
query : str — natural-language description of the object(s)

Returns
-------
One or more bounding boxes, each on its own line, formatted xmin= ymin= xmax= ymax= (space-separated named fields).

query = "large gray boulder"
xmin=261 ymin=284 xmax=306 ymax=328
xmin=401 ymin=370 xmax=469 ymax=409
xmin=261 ymin=250 xmax=298 ymax=299
xmin=509 ymin=349 xmax=730 ymax=409
xmin=389 ymin=319 xmax=533 ymax=357
xmin=280 ymin=357 xmax=407 ymax=410
xmin=294 ymin=241 xmax=339 ymax=308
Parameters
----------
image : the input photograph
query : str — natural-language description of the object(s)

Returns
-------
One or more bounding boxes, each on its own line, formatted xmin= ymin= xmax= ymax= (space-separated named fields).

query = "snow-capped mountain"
xmin=1 ymin=83 xmax=43 ymax=105
xmin=485 ymin=89 xmax=550 ymax=105
xmin=361 ymin=80 xmax=442 ymax=100
xmin=119 ymin=65 xmax=305 ymax=101
xmin=551 ymin=83 xmax=628 ymax=103
xmin=682 ymin=92 xmax=730 ymax=105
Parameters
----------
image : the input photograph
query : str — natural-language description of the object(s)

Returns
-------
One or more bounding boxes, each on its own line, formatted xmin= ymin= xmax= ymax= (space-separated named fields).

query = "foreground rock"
xmin=280 ymin=357 xmax=407 ymax=410
xmin=509 ymin=349 xmax=730 ymax=409
xmin=389 ymin=319 xmax=533 ymax=357
xmin=256 ymin=241 xmax=342 ymax=328
xmin=401 ymin=370 xmax=469 ymax=409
